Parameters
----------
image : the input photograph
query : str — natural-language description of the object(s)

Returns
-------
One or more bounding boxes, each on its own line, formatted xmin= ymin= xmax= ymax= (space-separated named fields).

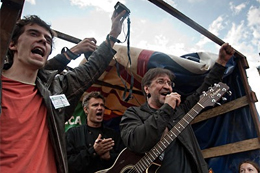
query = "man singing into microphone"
xmin=120 ymin=43 xmax=235 ymax=172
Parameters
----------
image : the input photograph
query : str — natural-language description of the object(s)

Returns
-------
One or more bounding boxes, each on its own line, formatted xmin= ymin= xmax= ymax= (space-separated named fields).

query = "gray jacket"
xmin=1 ymin=41 xmax=116 ymax=173
xmin=120 ymin=63 xmax=226 ymax=173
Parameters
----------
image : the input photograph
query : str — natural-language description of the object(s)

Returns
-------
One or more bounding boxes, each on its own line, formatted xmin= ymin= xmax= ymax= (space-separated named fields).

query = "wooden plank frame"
xmin=202 ymin=138 xmax=260 ymax=159
xmin=193 ymin=96 xmax=260 ymax=158
xmin=147 ymin=0 xmax=260 ymax=158
xmin=1 ymin=0 xmax=258 ymax=161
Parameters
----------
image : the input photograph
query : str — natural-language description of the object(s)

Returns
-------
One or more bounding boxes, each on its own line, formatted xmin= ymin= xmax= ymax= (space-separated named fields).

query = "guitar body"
xmin=147 ymin=162 xmax=160 ymax=173
xmin=95 ymin=148 xmax=160 ymax=173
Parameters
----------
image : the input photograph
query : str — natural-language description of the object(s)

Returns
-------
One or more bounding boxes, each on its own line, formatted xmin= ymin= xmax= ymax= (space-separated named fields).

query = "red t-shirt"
xmin=0 ymin=75 xmax=57 ymax=172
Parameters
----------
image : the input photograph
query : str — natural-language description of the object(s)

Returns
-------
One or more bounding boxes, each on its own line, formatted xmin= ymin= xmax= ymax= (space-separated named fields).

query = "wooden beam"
xmin=53 ymin=29 xmax=81 ymax=44
xmin=237 ymin=61 xmax=260 ymax=140
xmin=147 ymin=0 xmax=247 ymax=64
xmin=192 ymin=96 xmax=249 ymax=124
xmin=202 ymin=138 xmax=260 ymax=159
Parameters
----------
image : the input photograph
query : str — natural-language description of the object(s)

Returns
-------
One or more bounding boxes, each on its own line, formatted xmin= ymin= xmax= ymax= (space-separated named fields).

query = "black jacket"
xmin=66 ymin=124 xmax=125 ymax=173
xmin=1 ymin=41 xmax=116 ymax=173
xmin=120 ymin=63 xmax=226 ymax=173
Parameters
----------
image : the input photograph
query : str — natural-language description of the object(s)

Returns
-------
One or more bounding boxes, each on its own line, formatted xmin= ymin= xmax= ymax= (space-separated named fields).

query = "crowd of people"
xmin=0 ymin=4 xmax=259 ymax=173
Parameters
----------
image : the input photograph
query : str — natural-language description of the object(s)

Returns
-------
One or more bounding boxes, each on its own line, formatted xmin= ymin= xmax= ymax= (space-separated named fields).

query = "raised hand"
xmin=217 ymin=43 xmax=235 ymax=66
xmin=109 ymin=10 xmax=126 ymax=38
xmin=70 ymin=37 xmax=97 ymax=55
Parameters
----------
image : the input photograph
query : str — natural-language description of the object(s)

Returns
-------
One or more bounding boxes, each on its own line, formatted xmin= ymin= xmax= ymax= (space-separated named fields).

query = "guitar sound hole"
xmin=123 ymin=169 xmax=137 ymax=173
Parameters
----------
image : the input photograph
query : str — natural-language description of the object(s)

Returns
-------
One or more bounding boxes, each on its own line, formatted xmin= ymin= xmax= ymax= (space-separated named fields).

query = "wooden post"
xmin=0 ymin=0 xmax=25 ymax=114
xmin=0 ymin=0 xmax=25 ymax=68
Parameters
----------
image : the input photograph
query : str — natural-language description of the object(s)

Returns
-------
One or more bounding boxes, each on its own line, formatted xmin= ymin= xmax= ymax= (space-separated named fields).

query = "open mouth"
xmin=161 ymin=92 xmax=170 ymax=96
xmin=96 ymin=112 xmax=103 ymax=116
xmin=31 ymin=47 xmax=45 ymax=57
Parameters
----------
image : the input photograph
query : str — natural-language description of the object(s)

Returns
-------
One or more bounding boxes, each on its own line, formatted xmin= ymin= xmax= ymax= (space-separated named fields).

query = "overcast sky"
xmin=20 ymin=0 xmax=260 ymax=114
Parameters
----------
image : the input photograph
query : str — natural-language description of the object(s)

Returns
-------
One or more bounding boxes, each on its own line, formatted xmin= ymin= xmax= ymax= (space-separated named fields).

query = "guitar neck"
xmin=134 ymin=103 xmax=204 ymax=172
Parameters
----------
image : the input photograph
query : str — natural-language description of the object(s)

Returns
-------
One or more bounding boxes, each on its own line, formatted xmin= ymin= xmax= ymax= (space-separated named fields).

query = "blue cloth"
xmin=148 ymin=52 xmax=260 ymax=172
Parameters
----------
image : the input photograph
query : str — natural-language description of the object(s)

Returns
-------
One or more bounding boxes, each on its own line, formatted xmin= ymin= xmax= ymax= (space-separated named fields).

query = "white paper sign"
xmin=50 ymin=94 xmax=70 ymax=109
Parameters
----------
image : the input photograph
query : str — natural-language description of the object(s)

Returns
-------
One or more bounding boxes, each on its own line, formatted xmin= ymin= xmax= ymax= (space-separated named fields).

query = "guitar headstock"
xmin=200 ymin=82 xmax=230 ymax=108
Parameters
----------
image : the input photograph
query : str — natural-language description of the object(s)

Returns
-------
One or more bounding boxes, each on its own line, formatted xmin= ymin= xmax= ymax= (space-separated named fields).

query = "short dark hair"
xmin=238 ymin=160 xmax=260 ymax=173
xmin=4 ymin=15 xmax=55 ymax=69
xmin=141 ymin=68 xmax=175 ymax=97
xmin=82 ymin=91 xmax=105 ymax=109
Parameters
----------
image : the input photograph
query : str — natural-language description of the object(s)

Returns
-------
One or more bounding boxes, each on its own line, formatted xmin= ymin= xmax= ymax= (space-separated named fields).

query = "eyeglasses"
xmin=155 ymin=79 xmax=175 ymax=87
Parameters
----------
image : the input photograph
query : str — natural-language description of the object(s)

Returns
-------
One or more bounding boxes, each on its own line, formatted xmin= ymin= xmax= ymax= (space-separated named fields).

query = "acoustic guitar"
xmin=96 ymin=82 xmax=229 ymax=173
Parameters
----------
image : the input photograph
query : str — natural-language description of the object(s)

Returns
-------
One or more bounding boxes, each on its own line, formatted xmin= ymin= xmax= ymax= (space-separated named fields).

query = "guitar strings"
xmin=125 ymin=86 xmax=223 ymax=173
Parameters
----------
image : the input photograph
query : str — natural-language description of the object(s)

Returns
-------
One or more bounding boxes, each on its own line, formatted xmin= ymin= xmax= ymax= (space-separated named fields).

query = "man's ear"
xmin=144 ymin=85 xmax=149 ymax=95
xmin=83 ymin=107 xmax=88 ymax=114
xmin=9 ymin=41 xmax=17 ymax=51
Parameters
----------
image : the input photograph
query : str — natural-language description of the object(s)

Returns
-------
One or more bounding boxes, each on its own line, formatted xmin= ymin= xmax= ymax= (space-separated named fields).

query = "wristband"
xmin=107 ymin=34 xmax=121 ymax=43
xmin=61 ymin=47 xmax=80 ymax=60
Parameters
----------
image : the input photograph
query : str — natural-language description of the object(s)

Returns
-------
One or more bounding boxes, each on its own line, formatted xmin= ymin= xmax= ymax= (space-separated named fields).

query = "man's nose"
xmin=97 ymin=105 xmax=103 ymax=109
xmin=38 ymin=34 xmax=47 ymax=44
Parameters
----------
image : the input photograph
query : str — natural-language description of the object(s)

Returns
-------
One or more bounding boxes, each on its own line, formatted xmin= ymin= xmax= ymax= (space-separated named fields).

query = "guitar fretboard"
xmin=133 ymin=103 xmax=205 ymax=172
xmin=130 ymin=82 xmax=228 ymax=173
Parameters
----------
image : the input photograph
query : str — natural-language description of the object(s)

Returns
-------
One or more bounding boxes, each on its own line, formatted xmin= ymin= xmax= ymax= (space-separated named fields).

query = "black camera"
xmin=114 ymin=1 xmax=130 ymax=18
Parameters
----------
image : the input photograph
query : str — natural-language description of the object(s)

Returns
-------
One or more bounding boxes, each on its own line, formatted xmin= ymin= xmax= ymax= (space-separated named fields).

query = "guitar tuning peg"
xmin=208 ymin=87 xmax=214 ymax=92
xmin=227 ymin=91 xmax=232 ymax=96
xmin=216 ymin=102 xmax=221 ymax=106
xmin=222 ymin=97 xmax=227 ymax=101
xmin=214 ymin=83 xmax=220 ymax=87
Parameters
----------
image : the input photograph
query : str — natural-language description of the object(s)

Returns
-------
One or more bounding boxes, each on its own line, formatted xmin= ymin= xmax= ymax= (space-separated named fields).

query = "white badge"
xmin=50 ymin=94 xmax=70 ymax=109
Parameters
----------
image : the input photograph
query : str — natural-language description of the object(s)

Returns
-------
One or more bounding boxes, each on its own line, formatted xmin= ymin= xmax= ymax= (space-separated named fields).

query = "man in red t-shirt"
xmin=0 ymin=9 xmax=127 ymax=173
